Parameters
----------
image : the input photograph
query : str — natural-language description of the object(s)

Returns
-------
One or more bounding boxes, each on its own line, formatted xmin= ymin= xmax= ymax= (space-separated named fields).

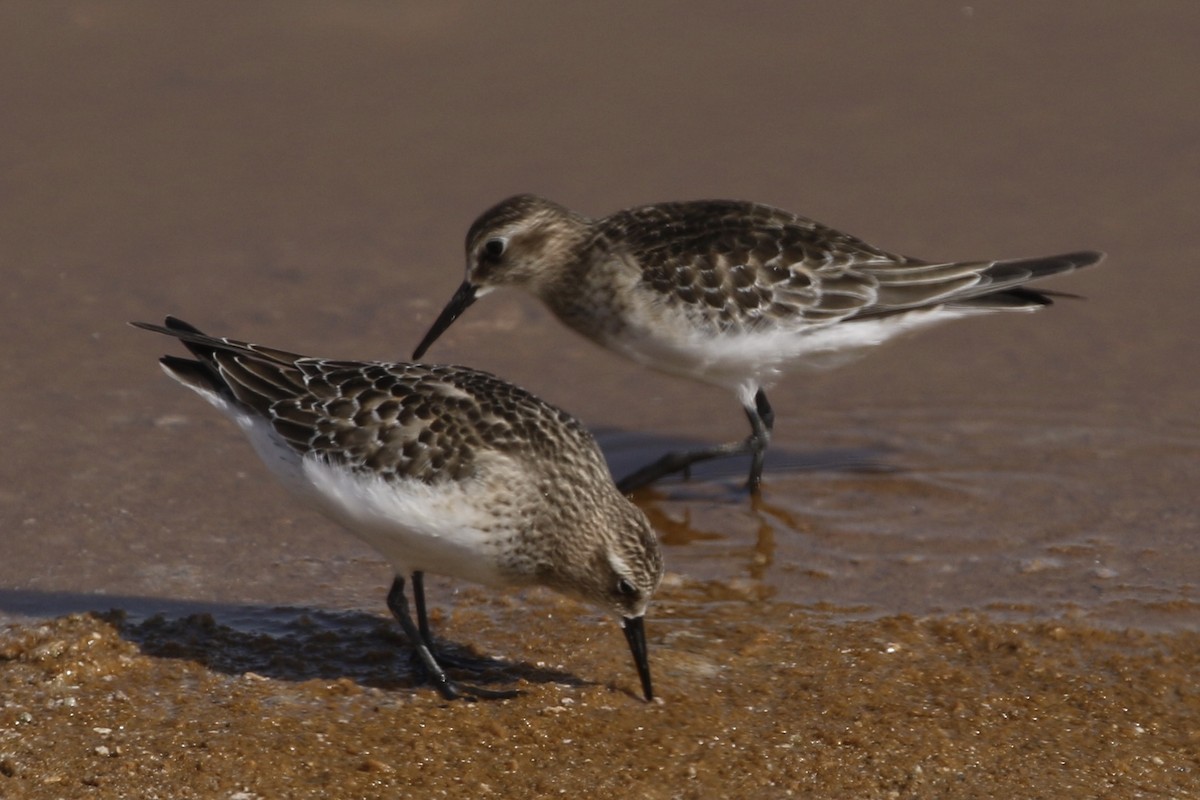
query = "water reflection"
xmin=602 ymin=411 xmax=1200 ymax=628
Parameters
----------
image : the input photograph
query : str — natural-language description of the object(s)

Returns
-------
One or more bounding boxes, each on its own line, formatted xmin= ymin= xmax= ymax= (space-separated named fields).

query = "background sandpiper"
xmin=134 ymin=316 xmax=663 ymax=701
xmin=413 ymin=195 xmax=1102 ymax=493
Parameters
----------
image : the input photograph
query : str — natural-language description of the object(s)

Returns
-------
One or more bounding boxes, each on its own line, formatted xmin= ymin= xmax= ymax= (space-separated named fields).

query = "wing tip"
xmin=1058 ymin=250 xmax=1105 ymax=270
xmin=1003 ymin=250 xmax=1105 ymax=278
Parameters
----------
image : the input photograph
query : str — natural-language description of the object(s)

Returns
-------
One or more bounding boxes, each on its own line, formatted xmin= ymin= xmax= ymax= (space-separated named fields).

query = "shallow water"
xmin=604 ymin=408 xmax=1200 ymax=629
xmin=2 ymin=2 xmax=1199 ymax=796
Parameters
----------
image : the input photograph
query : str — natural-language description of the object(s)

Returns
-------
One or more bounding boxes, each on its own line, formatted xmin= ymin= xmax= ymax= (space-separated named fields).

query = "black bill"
xmin=412 ymin=280 xmax=477 ymax=361
xmin=622 ymin=615 xmax=654 ymax=702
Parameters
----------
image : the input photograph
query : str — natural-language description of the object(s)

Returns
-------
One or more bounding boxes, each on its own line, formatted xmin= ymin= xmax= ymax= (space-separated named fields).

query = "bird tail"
xmin=130 ymin=316 xmax=306 ymax=415
xmin=947 ymin=250 xmax=1103 ymax=310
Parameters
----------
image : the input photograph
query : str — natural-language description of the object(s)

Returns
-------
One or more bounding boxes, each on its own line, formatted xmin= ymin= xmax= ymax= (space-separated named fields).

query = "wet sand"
xmin=3 ymin=2 xmax=1200 ymax=797
xmin=4 ymin=603 xmax=1199 ymax=798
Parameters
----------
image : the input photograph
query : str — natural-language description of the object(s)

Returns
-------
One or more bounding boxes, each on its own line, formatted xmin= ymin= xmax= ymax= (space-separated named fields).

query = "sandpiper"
xmin=133 ymin=316 xmax=663 ymax=701
xmin=413 ymin=195 xmax=1103 ymax=493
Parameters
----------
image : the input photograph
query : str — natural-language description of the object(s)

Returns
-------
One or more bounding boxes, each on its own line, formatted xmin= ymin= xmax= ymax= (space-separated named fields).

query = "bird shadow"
xmin=593 ymin=427 xmax=899 ymax=497
xmin=0 ymin=590 xmax=583 ymax=695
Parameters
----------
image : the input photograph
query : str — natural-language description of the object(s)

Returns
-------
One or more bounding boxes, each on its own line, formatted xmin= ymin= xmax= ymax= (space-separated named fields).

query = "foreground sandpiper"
xmin=413 ymin=195 xmax=1103 ymax=493
xmin=134 ymin=316 xmax=663 ymax=701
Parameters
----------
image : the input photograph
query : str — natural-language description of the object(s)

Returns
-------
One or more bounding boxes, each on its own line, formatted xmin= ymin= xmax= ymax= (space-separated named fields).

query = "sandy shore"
xmin=3 ymin=590 xmax=1198 ymax=798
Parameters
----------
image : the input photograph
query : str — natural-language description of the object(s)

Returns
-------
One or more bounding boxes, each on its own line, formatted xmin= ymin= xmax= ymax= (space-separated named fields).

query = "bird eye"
xmin=482 ymin=237 xmax=507 ymax=260
xmin=617 ymin=578 xmax=638 ymax=599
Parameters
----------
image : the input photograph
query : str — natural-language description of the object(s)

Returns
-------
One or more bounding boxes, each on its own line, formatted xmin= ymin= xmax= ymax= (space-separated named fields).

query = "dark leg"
xmin=409 ymin=571 xmax=502 ymax=671
xmin=386 ymin=575 xmax=517 ymax=700
xmin=746 ymin=389 xmax=774 ymax=493
xmin=412 ymin=570 xmax=433 ymax=648
xmin=755 ymin=388 xmax=775 ymax=430
xmin=617 ymin=388 xmax=774 ymax=494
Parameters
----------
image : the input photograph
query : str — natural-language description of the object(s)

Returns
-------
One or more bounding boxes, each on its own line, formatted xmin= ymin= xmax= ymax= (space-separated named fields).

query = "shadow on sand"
xmin=0 ymin=590 xmax=582 ymax=694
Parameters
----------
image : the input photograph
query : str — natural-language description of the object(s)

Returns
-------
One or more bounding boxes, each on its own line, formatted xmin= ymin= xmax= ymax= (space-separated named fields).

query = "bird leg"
xmin=746 ymin=389 xmax=775 ymax=492
xmin=411 ymin=570 xmax=434 ymax=648
xmin=617 ymin=389 xmax=774 ymax=494
xmin=410 ymin=571 xmax=502 ymax=671
xmin=387 ymin=575 xmax=517 ymax=700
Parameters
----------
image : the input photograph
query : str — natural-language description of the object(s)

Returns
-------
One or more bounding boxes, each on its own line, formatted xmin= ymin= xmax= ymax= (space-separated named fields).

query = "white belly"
xmin=195 ymin=391 xmax=515 ymax=587
xmin=603 ymin=304 xmax=983 ymax=393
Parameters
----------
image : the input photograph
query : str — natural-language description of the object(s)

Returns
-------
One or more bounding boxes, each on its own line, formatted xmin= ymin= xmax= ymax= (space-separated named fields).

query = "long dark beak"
xmin=622 ymin=616 xmax=654 ymax=701
xmin=412 ymin=281 xmax=477 ymax=360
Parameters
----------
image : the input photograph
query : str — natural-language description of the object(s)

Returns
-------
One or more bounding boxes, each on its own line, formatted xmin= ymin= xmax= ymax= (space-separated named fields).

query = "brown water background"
xmin=3 ymin=1 xmax=1195 ymax=628
xmin=1 ymin=3 xmax=1198 ymax=796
